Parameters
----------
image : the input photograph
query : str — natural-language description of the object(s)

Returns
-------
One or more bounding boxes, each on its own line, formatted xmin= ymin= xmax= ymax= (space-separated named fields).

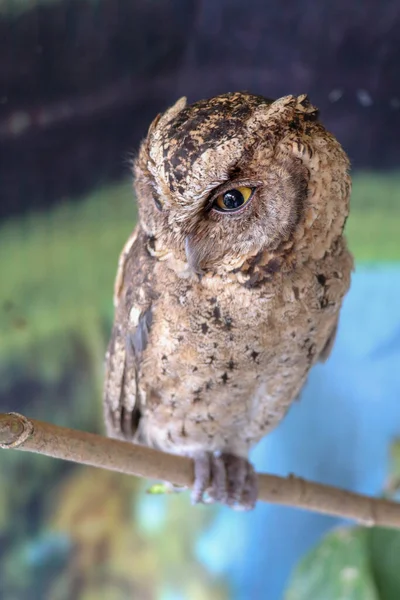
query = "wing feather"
xmin=319 ymin=320 xmax=338 ymax=363
xmin=103 ymin=227 xmax=153 ymax=441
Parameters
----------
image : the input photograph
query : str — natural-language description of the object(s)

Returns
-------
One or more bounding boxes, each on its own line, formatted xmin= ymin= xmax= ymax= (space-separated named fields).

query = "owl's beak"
xmin=185 ymin=235 xmax=204 ymax=275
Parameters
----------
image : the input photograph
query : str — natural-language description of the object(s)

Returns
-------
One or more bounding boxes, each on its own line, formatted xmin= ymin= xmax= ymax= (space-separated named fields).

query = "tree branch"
xmin=1 ymin=411 xmax=400 ymax=529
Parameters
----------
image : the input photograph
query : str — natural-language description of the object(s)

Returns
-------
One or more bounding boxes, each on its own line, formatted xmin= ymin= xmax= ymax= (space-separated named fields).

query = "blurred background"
xmin=1 ymin=1 xmax=400 ymax=599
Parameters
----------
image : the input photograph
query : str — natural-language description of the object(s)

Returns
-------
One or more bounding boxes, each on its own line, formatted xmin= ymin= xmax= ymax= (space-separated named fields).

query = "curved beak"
xmin=185 ymin=235 xmax=204 ymax=275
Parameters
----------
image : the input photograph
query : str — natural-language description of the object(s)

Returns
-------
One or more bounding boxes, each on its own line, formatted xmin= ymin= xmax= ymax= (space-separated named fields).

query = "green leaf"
xmin=367 ymin=527 xmax=400 ymax=600
xmin=285 ymin=527 xmax=380 ymax=600
xmin=146 ymin=483 xmax=169 ymax=495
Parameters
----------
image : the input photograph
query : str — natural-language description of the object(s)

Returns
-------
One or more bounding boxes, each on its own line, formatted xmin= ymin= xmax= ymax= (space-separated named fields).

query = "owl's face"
xmin=134 ymin=92 xmax=350 ymax=272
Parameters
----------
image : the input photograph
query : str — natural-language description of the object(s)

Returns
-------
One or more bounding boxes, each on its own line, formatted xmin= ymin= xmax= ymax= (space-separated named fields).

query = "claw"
xmin=191 ymin=452 xmax=211 ymax=504
xmin=191 ymin=452 xmax=258 ymax=510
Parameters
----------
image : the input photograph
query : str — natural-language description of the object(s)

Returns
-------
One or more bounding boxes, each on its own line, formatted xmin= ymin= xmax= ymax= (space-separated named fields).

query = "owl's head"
xmin=134 ymin=92 xmax=350 ymax=275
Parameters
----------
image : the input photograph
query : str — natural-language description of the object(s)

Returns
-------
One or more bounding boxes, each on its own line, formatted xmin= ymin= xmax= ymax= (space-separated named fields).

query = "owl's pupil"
xmin=223 ymin=189 xmax=244 ymax=209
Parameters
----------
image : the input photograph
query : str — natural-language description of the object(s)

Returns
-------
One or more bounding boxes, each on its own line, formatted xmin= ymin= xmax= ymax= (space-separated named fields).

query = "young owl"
xmin=103 ymin=92 xmax=353 ymax=510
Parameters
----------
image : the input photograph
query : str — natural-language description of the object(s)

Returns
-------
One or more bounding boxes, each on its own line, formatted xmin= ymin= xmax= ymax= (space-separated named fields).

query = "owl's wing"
xmin=318 ymin=320 xmax=338 ymax=363
xmin=103 ymin=227 xmax=153 ymax=441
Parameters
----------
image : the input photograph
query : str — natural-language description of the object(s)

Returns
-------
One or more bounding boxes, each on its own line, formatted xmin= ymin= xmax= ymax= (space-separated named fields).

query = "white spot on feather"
xmin=129 ymin=306 xmax=141 ymax=327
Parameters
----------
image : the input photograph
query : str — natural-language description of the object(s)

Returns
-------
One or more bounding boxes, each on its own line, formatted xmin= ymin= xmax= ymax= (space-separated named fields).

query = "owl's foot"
xmin=191 ymin=452 xmax=258 ymax=510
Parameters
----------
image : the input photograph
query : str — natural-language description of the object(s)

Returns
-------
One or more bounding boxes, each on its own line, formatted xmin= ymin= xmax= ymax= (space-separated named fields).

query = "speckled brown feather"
xmin=104 ymin=91 xmax=353 ymax=465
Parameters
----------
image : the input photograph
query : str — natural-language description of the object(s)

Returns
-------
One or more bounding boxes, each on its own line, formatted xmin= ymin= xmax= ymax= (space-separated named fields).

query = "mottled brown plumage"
xmin=103 ymin=92 xmax=353 ymax=509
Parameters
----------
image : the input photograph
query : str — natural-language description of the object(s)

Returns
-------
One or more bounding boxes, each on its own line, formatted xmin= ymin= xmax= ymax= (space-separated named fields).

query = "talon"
xmin=191 ymin=452 xmax=211 ymax=505
xmin=209 ymin=454 xmax=228 ymax=503
xmin=242 ymin=464 xmax=259 ymax=509
xmin=225 ymin=454 xmax=247 ymax=505
xmin=191 ymin=452 xmax=258 ymax=510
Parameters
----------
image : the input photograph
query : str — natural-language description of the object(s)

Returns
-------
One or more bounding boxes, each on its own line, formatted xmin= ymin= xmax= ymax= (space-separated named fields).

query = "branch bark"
xmin=1 ymin=411 xmax=400 ymax=529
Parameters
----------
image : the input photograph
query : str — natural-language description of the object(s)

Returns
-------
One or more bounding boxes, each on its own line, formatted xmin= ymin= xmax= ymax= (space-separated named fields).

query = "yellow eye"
xmin=214 ymin=186 xmax=253 ymax=212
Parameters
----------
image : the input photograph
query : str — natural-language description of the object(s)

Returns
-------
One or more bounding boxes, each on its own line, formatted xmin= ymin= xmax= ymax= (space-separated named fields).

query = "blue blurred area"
xmin=196 ymin=264 xmax=400 ymax=599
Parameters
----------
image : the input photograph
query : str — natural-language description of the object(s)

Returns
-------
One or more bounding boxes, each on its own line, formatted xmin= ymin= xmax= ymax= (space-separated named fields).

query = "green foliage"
xmin=286 ymin=523 xmax=400 ymax=600
xmin=345 ymin=172 xmax=400 ymax=262
xmin=0 ymin=180 xmax=135 ymax=382
xmin=368 ymin=527 xmax=400 ymax=600
xmin=345 ymin=211 xmax=400 ymax=263
xmin=350 ymin=172 xmax=400 ymax=212
xmin=285 ymin=527 xmax=380 ymax=600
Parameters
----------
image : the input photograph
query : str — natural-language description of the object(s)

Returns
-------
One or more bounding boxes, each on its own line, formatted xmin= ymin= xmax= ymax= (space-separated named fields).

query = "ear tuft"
xmin=295 ymin=94 xmax=319 ymax=120
xmin=157 ymin=96 xmax=187 ymax=130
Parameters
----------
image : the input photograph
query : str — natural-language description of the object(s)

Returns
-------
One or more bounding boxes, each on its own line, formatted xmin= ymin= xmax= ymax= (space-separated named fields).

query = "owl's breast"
xmin=137 ymin=241 xmax=352 ymax=455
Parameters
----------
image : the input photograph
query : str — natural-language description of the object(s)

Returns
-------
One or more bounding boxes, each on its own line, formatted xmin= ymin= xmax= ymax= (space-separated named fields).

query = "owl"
xmin=103 ymin=92 xmax=353 ymax=510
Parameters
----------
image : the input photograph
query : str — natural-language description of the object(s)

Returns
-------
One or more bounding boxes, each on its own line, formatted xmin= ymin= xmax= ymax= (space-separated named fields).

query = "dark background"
xmin=1 ymin=0 xmax=400 ymax=220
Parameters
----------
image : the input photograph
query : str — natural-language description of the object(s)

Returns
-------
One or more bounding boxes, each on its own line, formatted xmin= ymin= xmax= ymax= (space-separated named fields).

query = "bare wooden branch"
xmin=1 ymin=411 xmax=400 ymax=529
